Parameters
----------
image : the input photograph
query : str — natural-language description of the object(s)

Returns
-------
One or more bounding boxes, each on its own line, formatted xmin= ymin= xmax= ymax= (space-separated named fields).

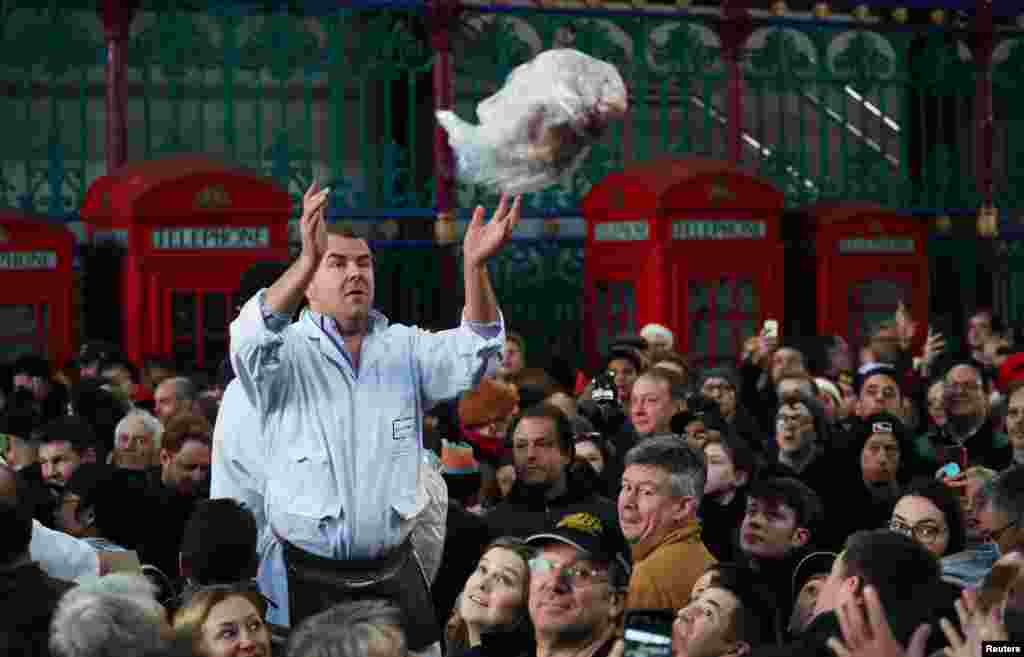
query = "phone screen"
xmin=936 ymin=445 xmax=968 ymax=471
xmin=623 ymin=610 xmax=674 ymax=657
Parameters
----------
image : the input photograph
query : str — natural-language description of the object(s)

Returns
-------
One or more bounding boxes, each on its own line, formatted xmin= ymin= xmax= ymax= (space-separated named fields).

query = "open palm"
xmin=463 ymin=194 xmax=522 ymax=268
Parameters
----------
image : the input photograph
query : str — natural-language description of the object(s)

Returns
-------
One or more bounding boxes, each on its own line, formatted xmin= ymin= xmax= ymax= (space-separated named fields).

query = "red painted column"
xmin=720 ymin=0 xmax=753 ymax=165
xmin=971 ymin=0 xmax=995 ymax=208
xmin=431 ymin=0 xmax=459 ymax=219
xmin=102 ymin=0 xmax=137 ymax=173
xmin=430 ymin=0 xmax=461 ymax=316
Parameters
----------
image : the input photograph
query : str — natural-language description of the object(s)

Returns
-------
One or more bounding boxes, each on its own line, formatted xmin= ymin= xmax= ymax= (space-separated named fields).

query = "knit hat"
xmin=855 ymin=363 xmax=901 ymax=395
xmin=458 ymin=379 xmax=519 ymax=427
xmin=998 ymin=353 xmax=1024 ymax=393
xmin=441 ymin=439 xmax=480 ymax=476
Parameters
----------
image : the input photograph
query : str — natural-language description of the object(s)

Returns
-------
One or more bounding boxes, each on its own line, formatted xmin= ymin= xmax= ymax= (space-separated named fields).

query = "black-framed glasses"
xmin=777 ymin=414 xmax=811 ymax=427
xmin=888 ymin=519 xmax=947 ymax=544
xmin=528 ymin=557 xmax=608 ymax=588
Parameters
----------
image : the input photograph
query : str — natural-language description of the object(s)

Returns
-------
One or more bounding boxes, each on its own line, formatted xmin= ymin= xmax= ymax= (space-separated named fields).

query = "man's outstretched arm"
xmin=462 ymin=194 xmax=521 ymax=324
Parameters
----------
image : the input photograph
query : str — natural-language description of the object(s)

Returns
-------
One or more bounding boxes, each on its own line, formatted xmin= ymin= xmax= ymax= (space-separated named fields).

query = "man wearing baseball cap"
xmin=524 ymin=512 xmax=630 ymax=657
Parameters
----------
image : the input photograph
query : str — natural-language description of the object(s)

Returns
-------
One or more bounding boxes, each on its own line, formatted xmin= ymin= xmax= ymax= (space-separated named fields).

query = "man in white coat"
xmin=215 ymin=182 xmax=520 ymax=651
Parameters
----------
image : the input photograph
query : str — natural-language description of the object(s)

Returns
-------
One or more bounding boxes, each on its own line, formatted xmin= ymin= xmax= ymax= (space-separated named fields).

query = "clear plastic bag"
xmin=436 ymin=48 xmax=628 ymax=196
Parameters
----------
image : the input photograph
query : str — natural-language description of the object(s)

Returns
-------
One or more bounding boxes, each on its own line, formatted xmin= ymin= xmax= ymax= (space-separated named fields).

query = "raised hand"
xmin=895 ymin=302 xmax=919 ymax=351
xmin=463 ymin=194 xmax=522 ymax=269
xmin=300 ymin=178 xmax=330 ymax=266
xmin=827 ymin=586 xmax=931 ymax=657
xmin=940 ymin=589 xmax=1008 ymax=657
xmin=922 ymin=329 xmax=947 ymax=372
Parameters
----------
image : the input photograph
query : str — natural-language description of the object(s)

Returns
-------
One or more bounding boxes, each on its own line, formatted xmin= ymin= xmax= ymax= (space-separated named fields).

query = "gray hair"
xmin=987 ymin=465 xmax=1024 ymax=526
xmin=285 ymin=599 xmax=406 ymax=657
xmin=50 ymin=575 xmax=168 ymax=657
xmin=113 ymin=410 xmax=163 ymax=451
xmin=161 ymin=377 xmax=197 ymax=403
xmin=624 ymin=435 xmax=706 ymax=504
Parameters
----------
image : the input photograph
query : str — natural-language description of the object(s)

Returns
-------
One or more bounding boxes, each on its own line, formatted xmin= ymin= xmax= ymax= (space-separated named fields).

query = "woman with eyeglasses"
xmin=173 ymin=583 xmax=273 ymax=657
xmin=888 ymin=477 xmax=966 ymax=559
xmin=446 ymin=537 xmax=536 ymax=657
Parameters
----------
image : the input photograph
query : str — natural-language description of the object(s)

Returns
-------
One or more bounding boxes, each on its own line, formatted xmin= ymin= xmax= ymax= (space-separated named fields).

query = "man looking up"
xmin=223 ymin=182 xmax=519 ymax=650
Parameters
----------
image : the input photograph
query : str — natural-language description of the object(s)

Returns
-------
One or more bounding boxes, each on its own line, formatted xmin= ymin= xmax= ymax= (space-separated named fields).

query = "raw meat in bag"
xmin=436 ymin=48 xmax=628 ymax=195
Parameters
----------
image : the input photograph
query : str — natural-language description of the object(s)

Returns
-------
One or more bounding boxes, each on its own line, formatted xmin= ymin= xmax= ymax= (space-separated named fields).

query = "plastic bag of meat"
xmin=436 ymin=48 xmax=628 ymax=196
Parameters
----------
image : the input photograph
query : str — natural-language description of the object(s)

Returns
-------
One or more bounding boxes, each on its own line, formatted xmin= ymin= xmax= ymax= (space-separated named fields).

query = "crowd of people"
xmin=1 ymin=185 xmax=1023 ymax=657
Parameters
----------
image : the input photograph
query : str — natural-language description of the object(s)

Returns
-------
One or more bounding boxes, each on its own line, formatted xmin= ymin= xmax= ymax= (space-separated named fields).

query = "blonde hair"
xmin=172 ymin=587 xmax=268 ymax=651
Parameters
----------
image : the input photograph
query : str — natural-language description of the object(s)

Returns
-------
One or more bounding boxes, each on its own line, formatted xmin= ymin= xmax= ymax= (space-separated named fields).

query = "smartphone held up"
xmin=623 ymin=610 xmax=675 ymax=657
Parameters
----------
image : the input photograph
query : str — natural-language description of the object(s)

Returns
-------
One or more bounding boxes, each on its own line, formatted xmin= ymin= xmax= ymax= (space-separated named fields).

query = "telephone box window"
xmin=849 ymin=279 xmax=909 ymax=347
xmin=595 ymin=280 xmax=637 ymax=357
xmin=689 ymin=277 xmax=759 ymax=369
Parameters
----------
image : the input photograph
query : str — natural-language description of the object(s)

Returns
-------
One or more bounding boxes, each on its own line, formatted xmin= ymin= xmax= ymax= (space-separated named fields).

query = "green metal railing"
xmin=1 ymin=0 xmax=1022 ymax=359
xmin=3 ymin=2 xmax=1020 ymax=217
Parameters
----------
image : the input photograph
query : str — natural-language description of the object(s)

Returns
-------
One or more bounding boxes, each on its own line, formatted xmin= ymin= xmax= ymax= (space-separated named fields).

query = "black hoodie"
xmin=743 ymin=546 xmax=815 ymax=646
xmin=484 ymin=462 xmax=622 ymax=545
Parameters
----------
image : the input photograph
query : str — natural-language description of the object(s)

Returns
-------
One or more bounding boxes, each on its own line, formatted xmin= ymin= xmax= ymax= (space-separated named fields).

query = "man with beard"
xmin=485 ymin=403 xmax=621 ymax=544
xmin=915 ymin=363 xmax=1010 ymax=474
xmin=139 ymin=412 xmax=211 ymax=582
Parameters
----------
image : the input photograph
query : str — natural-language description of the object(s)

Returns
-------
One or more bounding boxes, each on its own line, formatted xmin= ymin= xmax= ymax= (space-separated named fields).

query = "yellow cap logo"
xmin=557 ymin=512 xmax=603 ymax=536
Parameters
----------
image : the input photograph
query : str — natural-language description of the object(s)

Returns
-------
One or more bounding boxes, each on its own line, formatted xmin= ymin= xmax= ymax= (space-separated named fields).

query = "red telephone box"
xmin=582 ymin=157 xmax=786 ymax=370
xmin=806 ymin=202 xmax=929 ymax=350
xmin=0 ymin=210 xmax=75 ymax=366
xmin=81 ymin=155 xmax=291 ymax=370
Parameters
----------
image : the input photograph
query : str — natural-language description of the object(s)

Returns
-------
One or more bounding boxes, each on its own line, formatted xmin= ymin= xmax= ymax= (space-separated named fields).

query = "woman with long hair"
xmin=446 ymin=537 xmax=536 ymax=657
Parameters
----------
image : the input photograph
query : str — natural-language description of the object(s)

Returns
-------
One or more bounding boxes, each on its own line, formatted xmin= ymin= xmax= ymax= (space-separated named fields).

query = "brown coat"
xmin=625 ymin=521 xmax=717 ymax=611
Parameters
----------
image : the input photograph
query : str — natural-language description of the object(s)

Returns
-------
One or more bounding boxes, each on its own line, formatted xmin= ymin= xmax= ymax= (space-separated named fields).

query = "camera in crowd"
xmin=578 ymin=369 xmax=626 ymax=436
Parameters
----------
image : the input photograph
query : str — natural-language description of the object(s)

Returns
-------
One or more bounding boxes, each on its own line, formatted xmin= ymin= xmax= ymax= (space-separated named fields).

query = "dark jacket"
xmin=913 ymin=417 xmax=1011 ymax=475
xmin=743 ymin=547 xmax=814 ymax=645
xmin=731 ymin=406 xmax=769 ymax=460
xmin=15 ymin=463 xmax=58 ymax=528
xmin=484 ymin=463 xmax=621 ymax=545
xmin=699 ymin=487 xmax=747 ymax=564
xmin=754 ymin=610 xmax=841 ymax=657
xmin=451 ymin=624 xmax=537 ymax=657
xmin=814 ymin=468 xmax=899 ymax=554
xmin=740 ymin=360 xmax=779 ymax=445
xmin=136 ymin=467 xmax=205 ymax=584
xmin=0 ymin=561 xmax=74 ymax=657
xmin=433 ymin=500 xmax=491 ymax=629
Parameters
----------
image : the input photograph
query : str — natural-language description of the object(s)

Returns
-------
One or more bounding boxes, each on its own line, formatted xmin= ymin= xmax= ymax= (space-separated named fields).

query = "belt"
xmin=281 ymin=538 xmax=439 ymax=650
